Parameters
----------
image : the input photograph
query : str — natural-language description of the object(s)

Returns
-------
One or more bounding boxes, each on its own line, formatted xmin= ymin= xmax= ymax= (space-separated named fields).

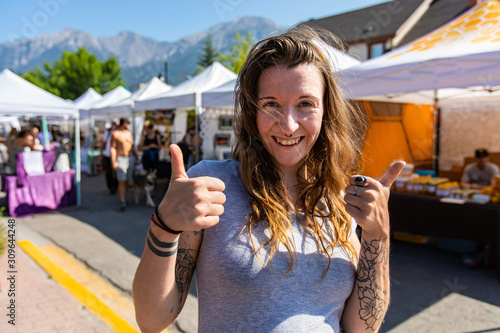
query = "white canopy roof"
xmin=202 ymin=45 xmax=361 ymax=108
xmin=88 ymin=86 xmax=131 ymax=115
xmin=201 ymin=79 xmax=237 ymax=108
xmin=74 ymin=87 xmax=102 ymax=119
xmin=342 ymin=0 xmax=500 ymax=104
xmin=73 ymin=88 xmax=102 ymax=109
xmin=135 ymin=62 xmax=237 ymax=110
xmin=0 ymin=68 xmax=78 ymax=117
xmin=92 ymin=77 xmax=172 ymax=115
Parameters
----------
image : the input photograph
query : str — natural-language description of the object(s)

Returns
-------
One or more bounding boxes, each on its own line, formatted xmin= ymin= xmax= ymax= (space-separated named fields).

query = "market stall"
xmin=92 ymin=76 xmax=172 ymax=145
xmin=0 ymin=68 xmax=80 ymax=216
xmin=135 ymin=62 xmax=237 ymax=165
xmin=340 ymin=0 xmax=500 ymax=277
xmin=73 ymin=87 xmax=103 ymax=175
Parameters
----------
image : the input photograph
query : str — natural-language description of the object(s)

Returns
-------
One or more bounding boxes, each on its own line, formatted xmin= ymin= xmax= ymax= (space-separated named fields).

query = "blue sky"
xmin=2 ymin=0 xmax=388 ymax=44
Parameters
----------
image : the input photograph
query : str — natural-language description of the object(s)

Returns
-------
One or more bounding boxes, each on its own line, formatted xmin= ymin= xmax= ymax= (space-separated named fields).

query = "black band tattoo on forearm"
xmin=356 ymin=237 xmax=389 ymax=331
xmin=175 ymin=248 xmax=197 ymax=313
xmin=146 ymin=238 xmax=178 ymax=257
xmin=148 ymin=228 xmax=178 ymax=248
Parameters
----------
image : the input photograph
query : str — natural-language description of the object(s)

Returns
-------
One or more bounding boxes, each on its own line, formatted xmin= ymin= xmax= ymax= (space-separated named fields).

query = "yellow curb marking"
xmin=18 ymin=240 xmax=139 ymax=333
xmin=40 ymin=244 xmax=139 ymax=329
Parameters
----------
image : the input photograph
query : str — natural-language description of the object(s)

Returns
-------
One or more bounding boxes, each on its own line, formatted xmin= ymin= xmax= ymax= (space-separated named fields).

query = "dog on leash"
xmin=133 ymin=168 xmax=157 ymax=207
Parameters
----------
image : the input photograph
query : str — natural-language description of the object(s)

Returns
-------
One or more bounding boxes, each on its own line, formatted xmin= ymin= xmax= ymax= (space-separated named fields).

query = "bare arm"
xmin=138 ymin=132 xmax=146 ymax=152
xmin=154 ymin=133 xmax=162 ymax=149
xmin=132 ymin=144 xmax=225 ymax=332
xmin=341 ymin=162 xmax=405 ymax=332
xmin=133 ymin=227 xmax=202 ymax=332
xmin=128 ymin=132 xmax=140 ymax=161
xmin=341 ymin=233 xmax=390 ymax=332
xmin=110 ymin=133 xmax=117 ymax=169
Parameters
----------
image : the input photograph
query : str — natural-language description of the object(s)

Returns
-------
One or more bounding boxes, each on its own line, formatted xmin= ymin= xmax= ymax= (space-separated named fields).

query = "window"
xmin=370 ymin=43 xmax=384 ymax=58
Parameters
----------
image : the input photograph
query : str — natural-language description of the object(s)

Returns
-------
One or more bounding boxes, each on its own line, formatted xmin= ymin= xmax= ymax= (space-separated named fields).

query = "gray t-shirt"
xmin=462 ymin=162 xmax=500 ymax=186
xmin=187 ymin=160 xmax=357 ymax=333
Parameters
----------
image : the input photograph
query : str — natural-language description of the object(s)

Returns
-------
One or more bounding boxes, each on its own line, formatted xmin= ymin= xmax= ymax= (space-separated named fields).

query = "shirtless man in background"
xmin=110 ymin=118 xmax=139 ymax=211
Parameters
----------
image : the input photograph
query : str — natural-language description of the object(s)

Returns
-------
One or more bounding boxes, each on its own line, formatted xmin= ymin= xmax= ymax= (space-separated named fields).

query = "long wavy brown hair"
xmin=233 ymin=25 xmax=368 ymax=278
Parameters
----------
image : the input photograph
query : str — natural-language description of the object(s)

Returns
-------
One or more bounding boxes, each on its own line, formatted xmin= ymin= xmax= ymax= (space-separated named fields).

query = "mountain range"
xmin=0 ymin=17 xmax=283 ymax=89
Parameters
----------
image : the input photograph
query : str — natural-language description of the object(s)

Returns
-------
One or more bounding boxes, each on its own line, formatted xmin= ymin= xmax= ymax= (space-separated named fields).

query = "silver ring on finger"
xmin=352 ymin=186 xmax=359 ymax=196
xmin=354 ymin=176 xmax=369 ymax=187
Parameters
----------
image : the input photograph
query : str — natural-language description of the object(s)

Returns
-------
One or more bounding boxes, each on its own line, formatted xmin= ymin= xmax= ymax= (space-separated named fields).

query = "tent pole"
xmin=41 ymin=117 xmax=50 ymax=149
xmin=195 ymin=92 xmax=201 ymax=163
xmin=132 ymin=111 xmax=137 ymax=145
xmin=75 ymin=117 xmax=81 ymax=206
xmin=89 ymin=114 xmax=94 ymax=150
xmin=433 ymin=89 xmax=441 ymax=176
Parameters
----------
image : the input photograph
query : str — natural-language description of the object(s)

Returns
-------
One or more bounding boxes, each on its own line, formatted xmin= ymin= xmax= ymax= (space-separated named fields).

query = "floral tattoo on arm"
xmin=356 ymin=237 xmax=389 ymax=331
xmin=175 ymin=248 xmax=197 ymax=314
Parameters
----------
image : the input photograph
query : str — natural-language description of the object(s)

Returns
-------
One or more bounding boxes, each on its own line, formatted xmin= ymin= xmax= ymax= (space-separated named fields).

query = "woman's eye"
xmin=299 ymin=101 xmax=313 ymax=107
xmin=263 ymin=101 xmax=278 ymax=108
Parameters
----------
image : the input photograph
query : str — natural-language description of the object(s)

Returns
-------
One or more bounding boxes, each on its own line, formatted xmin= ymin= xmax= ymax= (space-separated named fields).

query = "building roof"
xmin=395 ymin=0 xmax=471 ymax=47
xmin=302 ymin=0 xmax=425 ymax=44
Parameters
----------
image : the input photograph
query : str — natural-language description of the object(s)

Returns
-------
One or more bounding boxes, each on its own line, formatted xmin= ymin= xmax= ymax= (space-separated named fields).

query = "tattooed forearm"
xmin=146 ymin=228 xmax=178 ymax=257
xmin=175 ymin=248 xmax=197 ymax=313
xmin=356 ymin=237 xmax=389 ymax=331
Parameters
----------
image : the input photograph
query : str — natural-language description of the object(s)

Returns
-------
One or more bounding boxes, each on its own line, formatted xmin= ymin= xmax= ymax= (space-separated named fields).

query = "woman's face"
xmin=256 ymin=63 xmax=325 ymax=174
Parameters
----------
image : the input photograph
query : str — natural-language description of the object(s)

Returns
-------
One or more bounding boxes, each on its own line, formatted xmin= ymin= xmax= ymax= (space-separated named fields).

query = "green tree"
xmin=196 ymin=34 xmax=219 ymax=74
xmin=23 ymin=48 xmax=125 ymax=100
xmin=219 ymin=32 xmax=253 ymax=74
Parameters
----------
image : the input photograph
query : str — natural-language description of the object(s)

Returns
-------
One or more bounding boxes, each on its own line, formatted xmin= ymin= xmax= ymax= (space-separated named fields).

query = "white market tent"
xmin=0 ymin=68 xmax=82 ymax=204
xmin=202 ymin=45 xmax=362 ymax=108
xmin=340 ymin=0 xmax=500 ymax=171
xmin=0 ymin=69 xmax=79 ymax=117
xmin=88 ymin=86 xmax=132 ymax=114
xmin=135 ymin=62 xmax=237 ymax=159
xmin=74 ymin=87 xmax=102 ymax=119
xmin=91 ymin=77 xmax=172 ymax=115
xmin=201 ymin=78 xmax=238 ymax=108
xmin=89 ymin=77 xmax=173 ymax=145
xmin=135 ymin=62 xmax=237 ymax=111
xmin=342 ymin=0 xmax=500 ymax=103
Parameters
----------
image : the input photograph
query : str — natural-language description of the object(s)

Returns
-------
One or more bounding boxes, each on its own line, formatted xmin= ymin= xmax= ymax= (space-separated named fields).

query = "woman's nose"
xmin=278 ymin=106 xmax=299 ymax=134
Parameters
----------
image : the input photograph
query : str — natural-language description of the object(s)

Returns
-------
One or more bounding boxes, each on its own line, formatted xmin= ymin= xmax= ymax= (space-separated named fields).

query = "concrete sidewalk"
xmin=0 ymin=174 xmax=499 ymax=332
xmin=0 ymin=219 xmax=115 ymax=333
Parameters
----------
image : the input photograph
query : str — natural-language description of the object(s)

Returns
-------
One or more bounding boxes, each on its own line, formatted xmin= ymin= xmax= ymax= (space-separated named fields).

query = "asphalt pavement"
xmin=1 ymin=172 xmax=500 ymax=333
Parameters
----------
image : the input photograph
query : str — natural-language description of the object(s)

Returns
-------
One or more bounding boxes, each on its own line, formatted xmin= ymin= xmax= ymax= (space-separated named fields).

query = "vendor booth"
xmin=74 ymin=87 xmax=103 ymax=175
xmin=135 ymin=62 xmax=237 ymax=166
xmin=0 ymin=68 xmax=80 ymax=217
xmin=92 ymin=76 xmax=172 ymax=145
xmin=342 ymin=0 xmax=500 ymax=278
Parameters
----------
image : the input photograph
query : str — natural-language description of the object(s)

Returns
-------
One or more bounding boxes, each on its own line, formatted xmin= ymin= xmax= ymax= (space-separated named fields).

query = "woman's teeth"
xmin=275 ymin=137 xmax=301 ymax=146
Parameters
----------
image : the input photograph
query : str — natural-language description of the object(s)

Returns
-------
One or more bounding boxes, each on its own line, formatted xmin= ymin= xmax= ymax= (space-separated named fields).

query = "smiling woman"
xmin=133 ymin=25 xmax=406 ymax=333
xmin=256 ymin=63 xmax=324 ymax=181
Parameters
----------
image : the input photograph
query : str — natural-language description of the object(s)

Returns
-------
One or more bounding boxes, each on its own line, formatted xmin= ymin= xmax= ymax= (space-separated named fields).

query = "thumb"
xmin=378 ymin=160 xmax=406 ymax=188
xmin=170 ymin=144 xmax=188 ymax=180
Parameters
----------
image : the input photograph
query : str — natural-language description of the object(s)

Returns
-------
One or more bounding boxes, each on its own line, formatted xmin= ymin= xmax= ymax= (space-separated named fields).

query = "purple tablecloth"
xmin=3 ymin=169 xmax=76 ymax=217
xmin=16 ymin=150 xmax=57 ymax=187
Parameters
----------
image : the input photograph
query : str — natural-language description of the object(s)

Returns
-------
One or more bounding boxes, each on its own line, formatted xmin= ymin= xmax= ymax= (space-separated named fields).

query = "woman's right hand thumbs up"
xmin=156 ymin=144 xmax=226 ymax=232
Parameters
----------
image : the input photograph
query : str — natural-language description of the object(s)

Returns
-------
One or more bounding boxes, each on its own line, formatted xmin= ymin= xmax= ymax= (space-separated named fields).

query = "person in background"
xmin=30 ymin=127 xmax=44 ymax=151
xmin=6 ymin=128 xmax=19 ymax=158
xmin=51 ymin=125 xmax=64 ymax=144
xmin=182 ymin=125 xmax=202 ymax=169
xmin=138 ymin=121 xmax=162 ymax=172
xmin=133 ymin=26 xmax=405 ymax=333
xmin=101 ymin=121 xmax=118 ymax=194
xmin=35 ymin=125 xmax=53 ymax=147
xmin=461 ymin=148 xmax=500 ymax=189
xmin=110 ymin=118 xmax=140 ymax=211
xmin=7 ymin=129 xmax=36 ymax=172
